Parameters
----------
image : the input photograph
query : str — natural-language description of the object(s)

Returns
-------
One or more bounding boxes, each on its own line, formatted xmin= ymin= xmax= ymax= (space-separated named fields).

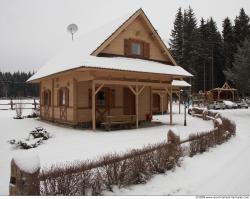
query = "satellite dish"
xmin=67 ymin=24 xmax=78 ymax=41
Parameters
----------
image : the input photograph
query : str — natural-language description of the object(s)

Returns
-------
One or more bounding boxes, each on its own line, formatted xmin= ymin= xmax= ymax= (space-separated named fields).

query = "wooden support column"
xmin=170 ymin=86 xmax=173 ymax=125
xmin=92 ymin=81 xmax=96 ymax=131
xmin=73 ymin=78 xmax=78 ymax=124
xmin=128 ymin=85 xmax=145 ymax=129
xmin=52 ymin=79 xmax=55 ymax=120
xmin=149 ymin=86 xmax=152 ymax=116
xmin=178 ymin=92 xmax=181 ymax=114
xmin=166 ymin=94 xmax=169 ymax=114
xmin=136 ymin=85 xmax=139 ymax=129
xmin=159 ymin=94 xmax=164 ymax=115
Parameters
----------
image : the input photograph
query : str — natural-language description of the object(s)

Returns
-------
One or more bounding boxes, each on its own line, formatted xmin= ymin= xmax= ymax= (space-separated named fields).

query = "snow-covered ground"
xmin=105 ymin=109 xmax=250 ymax=195
xmin=1 ymin=102 xmax=249 ymax=195
xmin=0 ymin=102 xmax=213 ymax=195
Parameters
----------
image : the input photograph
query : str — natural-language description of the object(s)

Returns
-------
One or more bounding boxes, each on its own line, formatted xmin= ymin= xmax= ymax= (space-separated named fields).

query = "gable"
xmin=93 ymin=9 xmax=176 ymax=65
xmin=222 ymin=82 xmax=231 ymax=89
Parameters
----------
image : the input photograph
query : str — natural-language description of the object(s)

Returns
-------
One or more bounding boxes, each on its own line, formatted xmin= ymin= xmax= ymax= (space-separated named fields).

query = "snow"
xmin=1 ymin=102 xmax=249 ymax=195
xmin=169 ymin=127 xmax=179 ymax=135
xmin=214 ymin=117 xmax=222 ymax=125
xmin=104 ymin=109 xmax=250 ymax=195
xmin=27 ymin=9 xmax=192 ymax=82
xmin=0 ymin=102 xmax=211 ymax=195
xmin=172 ymin=80 xmax=191 ymax=87
xmin=13 ymin=152 xmax=40 ymax=174
xmin=223 ymin=100 xmax=234 ymax=106
xmin=28 ymin=56 xmax=192 ymax=82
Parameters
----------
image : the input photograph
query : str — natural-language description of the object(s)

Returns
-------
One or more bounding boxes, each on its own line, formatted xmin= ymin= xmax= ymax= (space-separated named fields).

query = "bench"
xmin=101 ymin=115 xmax=136 ymax=131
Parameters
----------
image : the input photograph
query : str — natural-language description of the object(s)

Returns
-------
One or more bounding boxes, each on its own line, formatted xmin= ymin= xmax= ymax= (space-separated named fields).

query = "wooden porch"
xmin=91 ymin=79 xmax=174 ymax=131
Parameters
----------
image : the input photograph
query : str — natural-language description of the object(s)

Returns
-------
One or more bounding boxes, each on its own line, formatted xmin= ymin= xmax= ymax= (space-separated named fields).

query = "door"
xmin=153 ymin=93 xmax=160 ymax=114
xmin=123 ymin=87 xmax=135 ymax=115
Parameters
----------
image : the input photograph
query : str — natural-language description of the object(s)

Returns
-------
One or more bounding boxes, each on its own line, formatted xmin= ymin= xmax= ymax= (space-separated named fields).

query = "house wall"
xmin=40 ymin=69 xmax=171 ymax=127
xmin=100 ymin=17 xmax=172 ymax=63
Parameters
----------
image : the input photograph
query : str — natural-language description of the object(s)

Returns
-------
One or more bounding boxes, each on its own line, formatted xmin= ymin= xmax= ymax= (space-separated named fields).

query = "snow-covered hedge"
xmin=26 ymin=108 xmax=236 ymax=196
xmin=39 ymin=141 xmax=181 ymax=195
xmin=188 ymin=108 xmax=236 ymax=157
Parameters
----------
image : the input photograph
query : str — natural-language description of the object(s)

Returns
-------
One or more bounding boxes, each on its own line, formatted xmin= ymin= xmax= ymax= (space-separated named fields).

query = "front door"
xmin=123 ymin=87 xmax=135 ymax=115
xmin=153 ymin=93 xmax=160 ymax=114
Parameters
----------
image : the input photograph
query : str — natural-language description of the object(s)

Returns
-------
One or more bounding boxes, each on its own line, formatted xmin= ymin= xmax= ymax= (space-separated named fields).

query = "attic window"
xmin=124 ymin=39 xmax=150 ymax=59
xmin=132 ymin=42 xmax=141 ymax=56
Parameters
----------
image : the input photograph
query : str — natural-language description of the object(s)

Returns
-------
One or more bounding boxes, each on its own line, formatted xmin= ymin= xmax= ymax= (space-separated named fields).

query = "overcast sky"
xmin=0 ymin=0 xmax=249 ymax=72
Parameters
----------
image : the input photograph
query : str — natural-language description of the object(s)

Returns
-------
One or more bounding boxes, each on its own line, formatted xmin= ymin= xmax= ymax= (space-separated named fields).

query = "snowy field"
xmin=0 ymin=102 xmax=249 ymax=195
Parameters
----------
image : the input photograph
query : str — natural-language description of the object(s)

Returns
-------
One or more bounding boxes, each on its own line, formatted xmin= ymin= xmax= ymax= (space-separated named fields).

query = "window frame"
xmin=58 ymin=87 xmax=69 ymax=107
xmin=43 ymin=89 xmax=51 ymax=106
xmin=131 ymin=42 xmax=142 ymax=56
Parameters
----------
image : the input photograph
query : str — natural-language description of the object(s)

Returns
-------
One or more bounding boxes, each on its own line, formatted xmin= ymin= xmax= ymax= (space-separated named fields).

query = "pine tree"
xmin=222 ymin=17 xmax=235 ymax=72
xmin=169 ymin=8 xmax=184 ymax=65
xmin=224 ymin=39 xmax=250 ymax=96
xmin=234 ymin=8 xmax=250 ymax=47
xmin=206 ymin=18 xmax=225 ymax=89
xmin=195 ymin=18 xmax=209 ymax=92
xmin=182 ymin=7 xmax=198 ymax=75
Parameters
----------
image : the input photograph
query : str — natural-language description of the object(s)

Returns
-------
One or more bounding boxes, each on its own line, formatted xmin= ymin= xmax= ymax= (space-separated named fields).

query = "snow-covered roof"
xmin=28 ymin=9 xmax=192 ymax=82
xmin=172 ymin=80 xmax=191 ymax=87
xmin=28 ymin=56 xmax=192 ymax=81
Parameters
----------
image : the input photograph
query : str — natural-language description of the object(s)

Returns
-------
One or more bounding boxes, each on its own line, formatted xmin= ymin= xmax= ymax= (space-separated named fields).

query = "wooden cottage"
xmin=28 ymin=9 xmax=192 ymax=131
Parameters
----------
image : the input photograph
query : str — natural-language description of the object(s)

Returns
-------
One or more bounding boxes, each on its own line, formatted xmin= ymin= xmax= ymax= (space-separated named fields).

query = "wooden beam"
xmin=73 ymin=78 xmax=78 ymax=124
xmin=92 ymin=81 xmax=96 ymax=131
xmin=178 ymin=91 xmax=181 ymax=114
xmin=169 ymin=86 xmax=173 ymax=125
xmin=52 ymin=78 xmax=55 ymax=121
xmin=135 ymin=85 xmax=139 ymax=129
xmin=138 ymin=86 xmax=145 ymax=95
xmin=128 ymin=85 xmax=136 ymax=95
xmin=95 ymin=83 xmax=105 ymax=95
xmin=160 ymin=94 xmax=164 ymax=115
xmin=94 ymin=79 xmax=171 ymax=88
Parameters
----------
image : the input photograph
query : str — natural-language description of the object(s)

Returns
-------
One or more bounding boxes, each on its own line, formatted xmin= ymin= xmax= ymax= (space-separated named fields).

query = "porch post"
xmin=170 ymin=86 xmax=173 ymax=125
xmin=52 ymin=78 xmax=55 ymax=120
xmin=178 ymin=91 xmax=181 ymax=114
xmin=135 ymin=85 xmax=139 ymax=129
xmin=92 ymin=81 xmax=96 ymax=131
xmin=160 ymin=94 xmax=164 ymax=115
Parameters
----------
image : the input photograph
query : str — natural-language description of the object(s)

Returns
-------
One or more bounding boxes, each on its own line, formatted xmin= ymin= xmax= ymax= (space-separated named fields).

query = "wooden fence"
xmin=0 ymin=99 xmax=39 ymax=110
xmin=9 ymin=107 xmax=236 ymax=196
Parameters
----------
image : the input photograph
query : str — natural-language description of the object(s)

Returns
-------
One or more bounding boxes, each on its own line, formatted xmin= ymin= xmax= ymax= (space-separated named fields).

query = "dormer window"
xmin=132 ymin=42 xmax=141 ymax=56
xmin=124 ymin=39 xmax=150 ymax=59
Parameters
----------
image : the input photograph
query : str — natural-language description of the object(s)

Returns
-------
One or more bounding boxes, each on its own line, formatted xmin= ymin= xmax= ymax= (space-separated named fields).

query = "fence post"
xmin=9 ymin=154 xmax=40 ymax=196
xmin=10 ymin=99 xmax=14 ymax=110
xmin=167 ymin=129 xmax=180 ymax=145
xmin=34 ymin=99 xmax=37 ymax=110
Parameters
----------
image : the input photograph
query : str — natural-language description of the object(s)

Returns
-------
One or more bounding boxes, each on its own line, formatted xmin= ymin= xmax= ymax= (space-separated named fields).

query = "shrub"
xmin=38 ymin=141 xmax=181 ymax=195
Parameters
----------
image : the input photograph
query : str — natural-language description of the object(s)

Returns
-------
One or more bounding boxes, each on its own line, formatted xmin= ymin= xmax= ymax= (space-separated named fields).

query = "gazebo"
xmin=209 ymin=82 xmax=237 ymax=101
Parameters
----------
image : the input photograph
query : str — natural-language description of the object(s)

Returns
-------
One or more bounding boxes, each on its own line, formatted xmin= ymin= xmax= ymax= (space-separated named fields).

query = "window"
xmin=58 ymin=87 xmax=69 ymax=106
xmin=97 ymin=91 xmax=106 ymax=107
xmin=43 ymin=90 xmax=51 ymax=106
xmin=89 ymin=88 xmax=115 ymax=108
xmin=132 ymin=42 xmax=141 ymax=56
xmin=124 ymin=39 xmax=150 ymax=59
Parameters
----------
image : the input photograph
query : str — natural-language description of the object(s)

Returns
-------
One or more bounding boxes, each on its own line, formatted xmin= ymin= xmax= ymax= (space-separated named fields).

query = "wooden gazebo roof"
xmin=211 ymin=82 xmax=237 ymax=92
